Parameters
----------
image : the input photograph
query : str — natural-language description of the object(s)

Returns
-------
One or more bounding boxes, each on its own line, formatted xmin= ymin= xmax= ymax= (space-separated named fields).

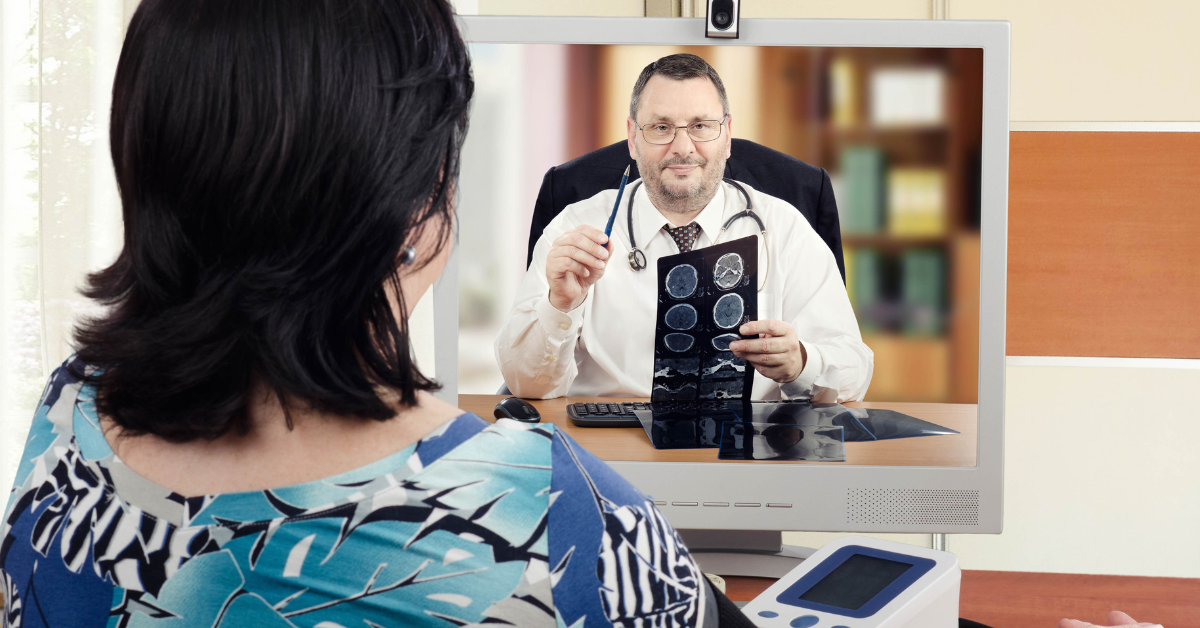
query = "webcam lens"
xmin=708 ymin=0 xmax=736 ymax=35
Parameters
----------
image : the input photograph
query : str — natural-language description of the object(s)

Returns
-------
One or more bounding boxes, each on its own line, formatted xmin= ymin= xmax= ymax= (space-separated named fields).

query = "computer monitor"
xmin=438 ymin=16 xmax=1008 ymax=547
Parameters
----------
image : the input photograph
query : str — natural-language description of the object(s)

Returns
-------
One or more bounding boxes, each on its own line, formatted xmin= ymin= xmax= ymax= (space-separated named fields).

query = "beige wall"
xmin=477 ymin=0 xmax=643 ymax=16
xmin=477 ymin=0 xmax=934 ymax=19
xmin=954 ymin=363 xmax=1200 ymax=577
xmin=741 ymin=0 xmax=931 ymax=19
xmin=952 ymin=0 xmax=1200 ymax=121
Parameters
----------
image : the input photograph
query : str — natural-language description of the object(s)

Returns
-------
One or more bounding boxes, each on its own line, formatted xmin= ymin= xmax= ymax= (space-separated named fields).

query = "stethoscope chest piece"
xmin=628 ymin=248 xmax=647 ymax=271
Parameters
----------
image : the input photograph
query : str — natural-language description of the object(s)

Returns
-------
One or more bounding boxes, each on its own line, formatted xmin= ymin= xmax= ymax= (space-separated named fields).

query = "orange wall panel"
xmin=1007 ymin=132 xmax=1200 ymax=357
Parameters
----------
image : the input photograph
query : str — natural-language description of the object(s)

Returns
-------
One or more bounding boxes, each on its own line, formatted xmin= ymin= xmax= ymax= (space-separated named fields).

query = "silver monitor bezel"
xmin=441 ymin=15 xmax=1009 ymax=533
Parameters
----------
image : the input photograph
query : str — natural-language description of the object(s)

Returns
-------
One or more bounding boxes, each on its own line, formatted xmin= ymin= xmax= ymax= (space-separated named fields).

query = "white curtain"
xmin=1 ymin=0 xmax=132 ymax=494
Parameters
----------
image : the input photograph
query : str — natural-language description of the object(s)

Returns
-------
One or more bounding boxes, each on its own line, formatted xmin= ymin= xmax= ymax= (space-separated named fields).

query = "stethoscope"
xmin=625 ymin=177 xmax=770 ymax=291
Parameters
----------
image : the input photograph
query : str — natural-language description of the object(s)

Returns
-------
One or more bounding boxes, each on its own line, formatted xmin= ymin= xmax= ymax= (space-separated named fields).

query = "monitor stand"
xmin=678 ymin=529 xmax=815 ymax=578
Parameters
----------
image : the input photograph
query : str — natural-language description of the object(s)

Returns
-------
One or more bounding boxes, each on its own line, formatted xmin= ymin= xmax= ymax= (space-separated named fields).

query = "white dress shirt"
xmin=495 ymin=179 xmax=873 ymax=402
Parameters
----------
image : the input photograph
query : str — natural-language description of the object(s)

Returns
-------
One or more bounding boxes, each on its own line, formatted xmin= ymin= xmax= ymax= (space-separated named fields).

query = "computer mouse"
xmin=494 ymin=397 xmax=541 ymax=423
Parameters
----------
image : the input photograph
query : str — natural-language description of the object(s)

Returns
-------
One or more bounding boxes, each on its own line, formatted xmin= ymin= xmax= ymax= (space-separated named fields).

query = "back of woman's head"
xmin=77 ymin=0 xmax=473 ymax=441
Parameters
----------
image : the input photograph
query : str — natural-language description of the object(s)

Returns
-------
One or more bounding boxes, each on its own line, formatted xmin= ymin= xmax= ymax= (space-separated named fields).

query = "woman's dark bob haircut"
xmin=76 ymin=0 xmax=473 ymax=442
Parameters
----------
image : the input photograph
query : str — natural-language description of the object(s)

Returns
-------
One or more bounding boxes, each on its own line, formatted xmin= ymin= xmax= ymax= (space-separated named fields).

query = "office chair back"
xmin=527 ymin=138 xmax=845 ymax=282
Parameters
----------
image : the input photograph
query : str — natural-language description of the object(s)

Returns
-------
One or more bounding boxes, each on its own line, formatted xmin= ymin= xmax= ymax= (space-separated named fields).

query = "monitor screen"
xmin=450 ymin=16 xmax=1008 ymax=535
xmin=458 ymin=42 xmax=981 ymax=465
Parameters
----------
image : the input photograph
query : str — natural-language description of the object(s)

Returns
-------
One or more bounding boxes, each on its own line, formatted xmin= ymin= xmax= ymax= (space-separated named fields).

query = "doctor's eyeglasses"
xmin=635 ymin=115 xmax=728 ymax=145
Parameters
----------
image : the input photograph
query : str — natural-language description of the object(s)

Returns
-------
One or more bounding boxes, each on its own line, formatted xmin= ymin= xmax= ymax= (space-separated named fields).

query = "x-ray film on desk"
xmin=634 ymin=401 xmax=958 ymax=451
xmin=746 ymin=402 xmax=960 ymax=442
xmin=641 ymin=401 xmax=741 ymax=449
xmin=718 ymin=423 xmax=847 ymax=462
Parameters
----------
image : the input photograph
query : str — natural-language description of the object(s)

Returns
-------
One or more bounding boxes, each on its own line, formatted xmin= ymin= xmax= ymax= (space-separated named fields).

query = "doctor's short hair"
xmin=75 ymin=0 xmax=472 ymax=442
xmin=628 ymin=53 xmax=730 ymax=121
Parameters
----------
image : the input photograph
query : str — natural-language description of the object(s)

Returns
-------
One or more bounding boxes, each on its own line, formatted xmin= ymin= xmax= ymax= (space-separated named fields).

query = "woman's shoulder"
xmin=7 ymin=356 xmax=101 ymax=488
xmin=547 ymin=426 xmax=643 ymax=507
xmin=38 ymin=354 xmax=92 ymax=423
xmin=413 ymin=413 xmax=558 ymax=472
xmin=545 ymin=428 xmax=716 ymax=627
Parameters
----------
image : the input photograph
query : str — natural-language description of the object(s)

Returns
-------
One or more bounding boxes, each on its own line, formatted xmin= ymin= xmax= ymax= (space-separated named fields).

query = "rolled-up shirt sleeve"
xmin=495 ymin=214 xmax=587 ymax=399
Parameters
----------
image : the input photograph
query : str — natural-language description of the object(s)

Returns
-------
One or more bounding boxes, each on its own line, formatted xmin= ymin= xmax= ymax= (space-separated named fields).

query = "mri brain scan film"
xmin=665 ymin=303 xmax=699 ymax=330
xmin=711 ymin=333 xmax=741 ymax=351
xmin=654 ymin=357 xmax=700 ymax=378
xmin=652 ymin=236 xmax=758 ymax=402
xmin=630 ymin=400 xmax=952 ymax=451
xmin=713 ymin=253 xmax=744 ymax=289
xmin=664 ymin=333 xmax=695 ymax=352
xmin=651 ymin=381 xmax=699 ymax=401
xmin=718 ymin=423 xmax=846 ymax=461
xmin=639 ymin=402 xmax=738 ymax=449
xmin=665 ymin=263 xmax=699 ymax=299
xmin=712 ymin=293 xmax=745 ymax=329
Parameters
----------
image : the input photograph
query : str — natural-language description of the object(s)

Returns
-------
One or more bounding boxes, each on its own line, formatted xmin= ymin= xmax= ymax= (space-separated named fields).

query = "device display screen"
xmin=797 ymin=554 xmax=913 ymax=610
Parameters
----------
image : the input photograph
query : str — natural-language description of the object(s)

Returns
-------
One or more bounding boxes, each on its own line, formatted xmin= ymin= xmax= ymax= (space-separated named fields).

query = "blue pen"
xmin=603 ymin=165 xmax=631 ymax=240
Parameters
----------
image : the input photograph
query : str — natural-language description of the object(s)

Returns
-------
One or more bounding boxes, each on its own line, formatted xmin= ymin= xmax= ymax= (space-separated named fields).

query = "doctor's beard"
xmin=638 ymin=152 xmax=728 ymax=216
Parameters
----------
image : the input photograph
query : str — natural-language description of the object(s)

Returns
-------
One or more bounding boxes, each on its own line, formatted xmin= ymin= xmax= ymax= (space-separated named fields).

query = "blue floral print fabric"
xmin=1 ymin=358 xmax=713 ymax=627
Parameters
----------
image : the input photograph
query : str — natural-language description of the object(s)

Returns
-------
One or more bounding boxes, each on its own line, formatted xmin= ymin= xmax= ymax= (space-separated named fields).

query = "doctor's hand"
xmin=729 ymin=320 xmax=808 ymax=384
xmin=1058 ymin=611 xmax=1162 ymax=628
xmin=546 ymin=225 xmax=610 ymax=313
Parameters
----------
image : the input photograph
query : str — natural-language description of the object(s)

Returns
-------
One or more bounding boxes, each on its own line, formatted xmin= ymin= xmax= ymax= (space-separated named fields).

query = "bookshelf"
xmin=760 ymin=47 xmax=984 ymax=403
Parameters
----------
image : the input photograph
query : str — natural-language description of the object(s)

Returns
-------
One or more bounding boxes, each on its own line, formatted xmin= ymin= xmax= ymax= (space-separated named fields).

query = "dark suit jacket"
xmin=527 ymin=139 xmax=845 ymax=282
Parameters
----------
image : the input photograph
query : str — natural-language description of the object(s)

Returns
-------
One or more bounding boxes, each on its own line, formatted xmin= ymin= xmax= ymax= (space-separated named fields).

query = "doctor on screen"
xmin=495 ymin=53 xmax=872 ymax=402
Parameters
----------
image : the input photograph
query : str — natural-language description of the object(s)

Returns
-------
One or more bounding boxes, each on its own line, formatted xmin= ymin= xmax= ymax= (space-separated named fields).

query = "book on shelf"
xmin=829 ymin=56 xmax=859 ymax=129
xmin=851 ymin=248 xmax=884 ymax=332
xmin=869 ymin=66 xmax=946 ymax=128
xmin=901 ymin=249 xmax=946 ymax=336
xmin=838 ymin=146 xmax=885 ymax=234
xmin=888 ymin=167 xmax=947 ymax=237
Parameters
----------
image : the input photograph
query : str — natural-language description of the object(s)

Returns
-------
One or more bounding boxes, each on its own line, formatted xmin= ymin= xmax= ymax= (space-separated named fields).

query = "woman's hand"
xmin=1058 ymin=610 xmax=1161 ymax=628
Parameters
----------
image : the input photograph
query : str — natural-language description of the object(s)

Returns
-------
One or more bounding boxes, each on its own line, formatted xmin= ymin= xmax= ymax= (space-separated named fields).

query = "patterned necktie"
xmin=665 ymin=222 xmax=702 ymax=253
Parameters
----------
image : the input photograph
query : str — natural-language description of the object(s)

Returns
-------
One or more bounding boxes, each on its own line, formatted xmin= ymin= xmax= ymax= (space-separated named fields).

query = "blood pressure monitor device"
xmin=742 ymin=536 xmax=960 ymax=628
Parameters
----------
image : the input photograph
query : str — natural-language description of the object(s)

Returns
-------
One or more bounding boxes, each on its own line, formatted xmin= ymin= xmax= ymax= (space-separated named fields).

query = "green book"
xmin=901 ymin=249 xmax=946 ymax=336
xmin=839 ymin=146 xmax=885 ymax=234
xmin=852 ymin=248 xmax=882 ymax=331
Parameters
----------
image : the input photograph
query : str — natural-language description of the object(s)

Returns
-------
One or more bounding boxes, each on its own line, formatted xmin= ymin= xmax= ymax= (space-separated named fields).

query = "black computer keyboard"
xmin=566 ymin=402 xmax=646 ymax=427
xmin=566 ymin=400 xmax=748 ymax=427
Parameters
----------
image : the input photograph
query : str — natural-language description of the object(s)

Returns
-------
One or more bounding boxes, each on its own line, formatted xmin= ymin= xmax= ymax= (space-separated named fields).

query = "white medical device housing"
xmin=742 ymin=536 xmax=960 ymax=628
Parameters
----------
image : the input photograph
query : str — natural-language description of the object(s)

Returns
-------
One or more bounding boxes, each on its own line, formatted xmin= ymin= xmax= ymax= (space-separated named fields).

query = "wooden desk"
xmin=725 ymin=572 xmax=1200 ymax=627
xmin=460 ymin=395 xmax=977 ymax=467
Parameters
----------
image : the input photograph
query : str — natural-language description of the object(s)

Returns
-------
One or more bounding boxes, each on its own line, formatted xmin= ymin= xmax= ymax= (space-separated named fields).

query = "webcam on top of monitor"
xmin=705 ymin=0 xmax=740 ymax=39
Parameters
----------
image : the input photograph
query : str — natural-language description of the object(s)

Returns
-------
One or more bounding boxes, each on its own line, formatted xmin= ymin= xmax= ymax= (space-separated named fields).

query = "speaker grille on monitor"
xmin=847 ymin=489 xmax=979 ymax=525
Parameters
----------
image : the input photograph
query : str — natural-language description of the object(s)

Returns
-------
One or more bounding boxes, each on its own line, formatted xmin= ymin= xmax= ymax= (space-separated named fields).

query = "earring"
xmin=399 ymin=245 xmax=417 ymax=266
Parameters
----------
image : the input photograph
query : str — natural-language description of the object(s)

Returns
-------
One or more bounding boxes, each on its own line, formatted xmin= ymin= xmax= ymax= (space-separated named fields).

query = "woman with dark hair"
xmin=0 ymin=1 xmax=730 ymax=626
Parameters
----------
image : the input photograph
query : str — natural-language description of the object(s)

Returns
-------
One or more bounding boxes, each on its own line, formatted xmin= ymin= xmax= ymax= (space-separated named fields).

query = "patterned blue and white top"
xmin=1 ymin=358 xmax=715 ymax=627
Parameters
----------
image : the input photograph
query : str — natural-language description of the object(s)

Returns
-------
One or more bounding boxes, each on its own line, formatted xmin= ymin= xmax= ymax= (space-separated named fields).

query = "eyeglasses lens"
xmin=641 ymin=120 xmax=723 ymax=145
